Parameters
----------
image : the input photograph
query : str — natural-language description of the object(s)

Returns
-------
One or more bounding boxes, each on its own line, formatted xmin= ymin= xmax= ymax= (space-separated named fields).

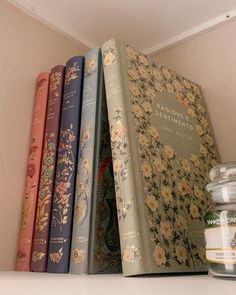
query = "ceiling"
xmin=8 ymin=0 xmax=236 ymax=54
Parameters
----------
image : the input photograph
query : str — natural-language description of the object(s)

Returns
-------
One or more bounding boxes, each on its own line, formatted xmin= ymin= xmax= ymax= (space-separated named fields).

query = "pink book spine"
xmin=15 ymin=73 xmax=49 ymax=271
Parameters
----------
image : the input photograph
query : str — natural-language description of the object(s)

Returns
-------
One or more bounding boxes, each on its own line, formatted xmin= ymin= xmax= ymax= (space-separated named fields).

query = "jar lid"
xmin=206 ymin=162 xmax=236 ymax=202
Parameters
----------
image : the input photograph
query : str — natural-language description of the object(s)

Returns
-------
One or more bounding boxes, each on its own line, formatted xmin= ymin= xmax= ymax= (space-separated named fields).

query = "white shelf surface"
xmin=0 ymin=272 xmax=235 ymax=295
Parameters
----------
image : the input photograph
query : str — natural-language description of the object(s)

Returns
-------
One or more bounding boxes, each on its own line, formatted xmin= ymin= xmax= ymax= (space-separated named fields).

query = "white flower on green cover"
xmin=145 ymin=195 xmax=159 ymax=211
xmin=175 ymin=215 xmax=188 ymax=231
xmin=193 ymin=84 xmax=201 ymax=95
xmin=166 ymin=83 xmax=174 ymax=94
xmin=183 ymin=79 xmax=191 ymax=90
xmin=85 ymin=55 xmax=97 ymax=76
xmin=186 ymin=91 xmax=195 ymax=103
xmin=160 ymin=221 xmax=173 ymax=239
xmin=138 ymin=54 xmax=149 ymax=66
xmin=122 ymin=245 xmax=140 ymax=263
xmin=110 ymin=109 xmax=133 ymax=221
xmin=141 ymin=162 xmax=152 ymax=178
xmin=152 ymin=69 xmax=163 ymax=81
xmin=177 ymin=178 xmax=191 ymax=195
xmin=162 ymin=68 xmax=172 ymax=79
xmin=173 ymin=80 xmax=182 ymax=92
xmin=129 ymin=82 xmax=140 ymax=97
xmin=148 ymin=126 xmax=159 ymax=139
xmin=201 ymin=118 xmax=209 ymax=128
xmin=103 ymin=51 xmax=116 ymax=66
xmin=195 ymin=124 xmax=205 ymax=136
xmin=145 ymin=86 xmax=156 ymax=99
xmin=138 ymin=133 xmax=148 ymax=146
xmin=187 ymin=108 xmax=196 ymax=118
xmin=190 ymin=203 xmax=200 ymax=219
xmin=72 ymin=248 xmax=86 ymax=263
xmin=154 ymin=158 xmax=165 ymax=172
xmin=128 ymin=68 xmax=139 ymax=80
xmin=199 ymin=144 xmax=208 ymax=156
xmin=190 ymin=154 xmax=200 ymax=166
xmin=176 ymin=92 xmax=189 ymax=106
xmin=126 ymin=46 xmax=137 ymax=59
xmin=181 ymin=159 xmax=191 ymax=172
xmin=132 ymin=104 xmax=143 ymax=117
xmin=154 ymin=81 xmax=165 ymax=92
xmin=161 ymin=186 xmax=173 ymax=203
xmin=138 ymin=65 xmax=149 ymax=79
xmin=197 ymin=103 xmax=206 ymax=113
xmin=163 ymin=145 xmax=175 ymax=159
xmin=142 ymin=101 xmax=152 ymax=113
xmin=82 ymin=158 xmax=90 ymax=170
xmin=110 ymin=120 xmax=127 ymax=143
xmin=113 ymin=159 xmax=122 ymax=173
xmin=194 ymin=185 xmax=204 ymax=199
xmin=153 ymin=245 xmax=166 ymax=266
xmin=175 ymin=244 xmax=187 ymax=263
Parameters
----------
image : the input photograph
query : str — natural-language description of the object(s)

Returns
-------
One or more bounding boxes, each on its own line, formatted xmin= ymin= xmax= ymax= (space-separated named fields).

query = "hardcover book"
xmin=15 ymin=72 xmax=49 ymax=271
xmin=88 ymin=87 xmax=121 ymax=274
xmin=102 ymin=39 xmax=219 ymax=276
xmin=47 ymin=56 xmax=84 ymax=273
xmin=70 ymin=49 xmax=121 ymax=274
xmin=31 ymin=65 xmax=65 ymax=272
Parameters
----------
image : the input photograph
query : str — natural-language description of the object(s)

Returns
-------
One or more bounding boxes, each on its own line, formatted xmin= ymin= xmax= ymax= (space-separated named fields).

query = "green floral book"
xmin=70 ymin=48 xmax=121 ymax=274
xmin=102 ymin=38 xmax=219 ymax=276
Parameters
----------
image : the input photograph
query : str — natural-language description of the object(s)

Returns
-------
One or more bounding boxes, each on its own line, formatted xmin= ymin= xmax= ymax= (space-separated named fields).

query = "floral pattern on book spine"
xmin=49 ymin=247 xmax=63 ymax=263
xmin=73 ymin=122 xmax=93 ymax=225
xmin=20 ymin=140 xmax=39 ymax=230
xmin=65 ymin=62 xmax=80 ymax=85
xmin=35 ymin=132 xmax=56 ymax=231
xmin=52 ymin=124 xmax=75 ymax=231
xmin=109 ymin=109 xmax=133 ymax=221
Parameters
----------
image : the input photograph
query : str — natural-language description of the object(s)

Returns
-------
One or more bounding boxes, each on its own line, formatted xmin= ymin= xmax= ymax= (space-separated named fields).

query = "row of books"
xmin=15 ymin=39 xmax=219 ymax=277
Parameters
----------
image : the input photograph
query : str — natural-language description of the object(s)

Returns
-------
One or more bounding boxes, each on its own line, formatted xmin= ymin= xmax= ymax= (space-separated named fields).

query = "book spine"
xmin=102 ymin=39 xmax=145 ymax=276
xmin=15 ymin=72 xmax=49 ymax=271
xmin=47 ymin=56 xmax=84 ymax=273
xmin=31 ymin=65 xmax=65 ymax=272
xmin=70 ymin=48 xmax=101 ymax=274
xmin=88 ymin=87 xmax=121 ymax=274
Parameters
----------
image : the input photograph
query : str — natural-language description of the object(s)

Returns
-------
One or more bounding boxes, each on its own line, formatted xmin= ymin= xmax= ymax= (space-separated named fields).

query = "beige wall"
xmin=0 ymin=1 xmax=88 ymax=270
xmin=154 ymin=20 xmax=236 ymax=163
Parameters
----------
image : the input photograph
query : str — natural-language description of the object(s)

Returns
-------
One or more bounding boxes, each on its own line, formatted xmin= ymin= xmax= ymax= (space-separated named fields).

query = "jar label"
xmin=204 ymin=211 xmax=236 ymax=264
xmin=206 ymin=249 xmax=236 ymax=264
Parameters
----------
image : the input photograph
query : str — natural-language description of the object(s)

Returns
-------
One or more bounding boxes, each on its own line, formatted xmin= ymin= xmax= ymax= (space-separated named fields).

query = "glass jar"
xmin=204 ymin=162 xmax=236 ymax=278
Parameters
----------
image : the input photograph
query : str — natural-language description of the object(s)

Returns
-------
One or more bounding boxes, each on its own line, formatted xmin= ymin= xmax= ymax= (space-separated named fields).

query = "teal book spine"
xmin=70 ymin=48 xmax=102 ymax=274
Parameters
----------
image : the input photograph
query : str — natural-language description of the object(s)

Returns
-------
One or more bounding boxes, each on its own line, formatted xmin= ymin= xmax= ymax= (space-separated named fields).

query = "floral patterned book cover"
xmin=31 ymin=65 xmax=65 ymax=272
xmin=70 ymin=48 xmax=121 ymax=274
xmin=15 ymin=72 xmax=49 ymax=271
xmin=47 ymin=56 xmax=84 ymax=273
xmin=102 ymin=38 xmax=219 ymax=276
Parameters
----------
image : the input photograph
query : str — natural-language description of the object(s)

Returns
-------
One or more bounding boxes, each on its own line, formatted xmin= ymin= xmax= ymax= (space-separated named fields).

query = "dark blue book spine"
xmin=47 ymin=56 xmax=84 ymax=273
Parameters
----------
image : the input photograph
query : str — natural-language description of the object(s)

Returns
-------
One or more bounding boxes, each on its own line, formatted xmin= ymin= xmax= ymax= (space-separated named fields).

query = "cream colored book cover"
xmin=102 ymin=38 xmax=219 ymax=276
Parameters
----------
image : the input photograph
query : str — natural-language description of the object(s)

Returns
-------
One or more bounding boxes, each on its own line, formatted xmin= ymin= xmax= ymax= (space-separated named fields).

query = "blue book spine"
xmin=47 ymin=56 xmax=84 ymax=273
xmin=70 ymin=48 xmax=101 ymax=274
